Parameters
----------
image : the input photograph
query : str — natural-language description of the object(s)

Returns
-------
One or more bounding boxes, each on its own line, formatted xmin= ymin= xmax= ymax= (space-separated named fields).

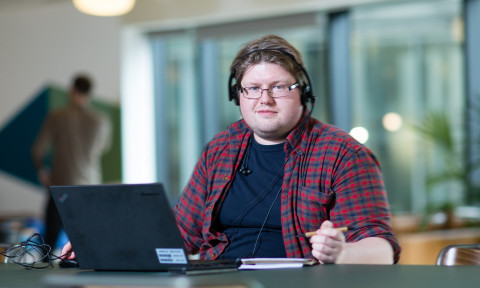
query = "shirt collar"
xmin=228 ymin=110 xmax=312 ymax=156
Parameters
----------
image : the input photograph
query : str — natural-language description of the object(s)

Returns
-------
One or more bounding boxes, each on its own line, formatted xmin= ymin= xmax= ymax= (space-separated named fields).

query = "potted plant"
xmin=414 ymin=109 xmax=480 ymax=229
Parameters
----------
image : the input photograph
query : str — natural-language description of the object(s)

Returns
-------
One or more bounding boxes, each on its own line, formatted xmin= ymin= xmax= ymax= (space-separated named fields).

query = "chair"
xmin=436 ymin=244 xmax=480 ymax=266
xmin=0 ymin=243 xmax=11 ymax=263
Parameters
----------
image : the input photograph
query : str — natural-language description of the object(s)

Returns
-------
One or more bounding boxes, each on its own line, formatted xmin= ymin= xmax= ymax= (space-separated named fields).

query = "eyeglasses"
xmin=240 ymin=83 xmax=299 ymax=99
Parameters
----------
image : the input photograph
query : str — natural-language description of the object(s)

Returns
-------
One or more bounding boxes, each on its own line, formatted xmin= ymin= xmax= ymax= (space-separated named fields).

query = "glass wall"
xmin=350 ymin=0 xmax=465 ymax=213
xmin=150 ymin=34 xmax=201 ymax=199
xmin=149 ymin=0 xmax=466 ymax=214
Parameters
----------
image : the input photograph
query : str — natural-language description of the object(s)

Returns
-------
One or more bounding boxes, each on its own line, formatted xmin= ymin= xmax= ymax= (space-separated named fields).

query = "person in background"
xmin=32 ymin=74 xmax=111 ymax=253
xmin=63 ymin=35 xmax=400 ymax=264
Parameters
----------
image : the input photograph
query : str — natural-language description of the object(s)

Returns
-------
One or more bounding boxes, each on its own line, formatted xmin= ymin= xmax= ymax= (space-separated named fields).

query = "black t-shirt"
xmin=218 ymin=137 xmax=287 ymax=259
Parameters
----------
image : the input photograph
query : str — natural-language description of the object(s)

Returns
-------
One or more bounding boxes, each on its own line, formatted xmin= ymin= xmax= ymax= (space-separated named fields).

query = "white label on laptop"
xmin=155 ymin=248 xmax=188 ymax=264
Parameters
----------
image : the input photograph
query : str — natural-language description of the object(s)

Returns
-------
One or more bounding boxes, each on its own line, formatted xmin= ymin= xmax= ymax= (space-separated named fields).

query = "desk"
xmin=0 ymin=263 xmax=479 ymax=288
xmin=397 ymin=227 xmax=480 ymax=264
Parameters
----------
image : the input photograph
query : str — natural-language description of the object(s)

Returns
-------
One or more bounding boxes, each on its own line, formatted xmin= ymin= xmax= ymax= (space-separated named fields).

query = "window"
xmin=350 ymin=0 xmax=465 ymax=212
xmin=146 ymin=0 xmax=466 ymax=214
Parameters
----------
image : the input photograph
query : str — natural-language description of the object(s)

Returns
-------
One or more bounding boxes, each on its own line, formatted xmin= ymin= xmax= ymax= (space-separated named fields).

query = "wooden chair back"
xmin=0 ymin=243 xmax=11 ymax=263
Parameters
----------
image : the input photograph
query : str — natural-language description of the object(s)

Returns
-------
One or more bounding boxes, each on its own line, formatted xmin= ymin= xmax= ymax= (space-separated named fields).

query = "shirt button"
xmin=211 ymin=253 xmax=216 ymax=258
xmin=224 ymin=176 xmax=229 ymax=180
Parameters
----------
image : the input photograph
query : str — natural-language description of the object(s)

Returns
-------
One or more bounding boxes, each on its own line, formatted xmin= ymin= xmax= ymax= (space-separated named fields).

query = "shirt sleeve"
xmin=329 ymin=146 xmax=401 ymax=263
xmin=174 ymin=148 xmax=209 ymax=254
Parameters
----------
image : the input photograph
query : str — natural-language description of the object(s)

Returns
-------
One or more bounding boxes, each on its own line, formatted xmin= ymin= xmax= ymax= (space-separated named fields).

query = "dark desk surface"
xmin=1 ymin=263 xmax=479 ymax=288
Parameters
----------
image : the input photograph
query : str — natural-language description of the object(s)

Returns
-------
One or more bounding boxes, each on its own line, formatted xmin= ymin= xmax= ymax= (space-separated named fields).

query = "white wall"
xmin=0 ymin=2 xmax=120 ymax=217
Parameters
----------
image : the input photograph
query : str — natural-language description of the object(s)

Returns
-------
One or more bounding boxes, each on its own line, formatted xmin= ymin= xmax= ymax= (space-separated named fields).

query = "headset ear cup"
xmin=300 ymin=85 xmax=311 ymax=105
xmin=228 ymin=70 xmax=240 ymax=105
xmin=230 ymin=84 xmax=240 ymax=105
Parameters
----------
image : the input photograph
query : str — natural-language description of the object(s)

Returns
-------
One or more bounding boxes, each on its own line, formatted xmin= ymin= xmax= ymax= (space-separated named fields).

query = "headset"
xmin=226 ymin=49 xmax=316 ymax=256
xmin=228 ymin=48 xmax=315 ymax=106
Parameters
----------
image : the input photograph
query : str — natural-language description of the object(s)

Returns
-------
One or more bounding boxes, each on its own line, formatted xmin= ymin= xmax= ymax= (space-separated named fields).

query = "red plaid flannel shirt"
xmin=174 ymin=116 xmax=401 ymax=263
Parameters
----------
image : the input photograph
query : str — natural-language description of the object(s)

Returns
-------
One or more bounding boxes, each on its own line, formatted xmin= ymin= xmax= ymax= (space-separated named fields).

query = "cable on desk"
xmin=0 ymin=233 xmax=69 ymax=270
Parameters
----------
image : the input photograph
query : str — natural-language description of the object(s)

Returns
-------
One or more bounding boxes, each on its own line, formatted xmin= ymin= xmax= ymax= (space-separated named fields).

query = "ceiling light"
xmin=350 ymin=127 xmax=369 ymax=144
xmin=73 ymin=0 xmax=136 ymax=17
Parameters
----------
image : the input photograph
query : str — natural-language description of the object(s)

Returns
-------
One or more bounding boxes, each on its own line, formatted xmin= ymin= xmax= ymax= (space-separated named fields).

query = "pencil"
xmin=298 ymin=226 xmax=350 ymax=238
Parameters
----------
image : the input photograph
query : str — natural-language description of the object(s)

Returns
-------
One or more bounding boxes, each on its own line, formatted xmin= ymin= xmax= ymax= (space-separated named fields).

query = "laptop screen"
xmin=50 ymin=183 xmax=191 ymax=271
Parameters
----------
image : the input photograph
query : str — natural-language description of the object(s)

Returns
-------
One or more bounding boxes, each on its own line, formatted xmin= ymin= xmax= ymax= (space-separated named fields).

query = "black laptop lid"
xmin=50 ymin=183 xmax=189 ymax=271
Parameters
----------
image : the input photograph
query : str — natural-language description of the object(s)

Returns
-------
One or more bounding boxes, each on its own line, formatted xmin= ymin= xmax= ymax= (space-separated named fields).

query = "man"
xmin=173 ymin=35 xmax=400 ymax=264
xmin=63 ymin=35 xmax=400 ymax=264
xmin=32 ymin=74 xmax=111 ymax=252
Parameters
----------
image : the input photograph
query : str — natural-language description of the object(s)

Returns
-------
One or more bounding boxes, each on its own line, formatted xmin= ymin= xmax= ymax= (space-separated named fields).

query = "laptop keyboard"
xmin=189 ymin=259 xmax=240 ymax=270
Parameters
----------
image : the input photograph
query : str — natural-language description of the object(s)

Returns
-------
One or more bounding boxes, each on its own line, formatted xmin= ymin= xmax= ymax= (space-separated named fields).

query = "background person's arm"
xmin=31 ymin=115 xmax=53 ymax=186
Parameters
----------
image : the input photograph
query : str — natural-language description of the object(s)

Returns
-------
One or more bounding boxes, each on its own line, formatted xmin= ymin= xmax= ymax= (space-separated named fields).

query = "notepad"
xmin=239 ymin=258 xmax=318 ymax=270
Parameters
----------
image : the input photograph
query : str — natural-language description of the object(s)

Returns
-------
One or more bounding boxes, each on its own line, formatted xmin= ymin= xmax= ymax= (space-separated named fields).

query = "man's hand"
xmin=310 ymin=220 xmax=346 ymax=264
xmin=61 ymin=241 xmax=76 ymax=260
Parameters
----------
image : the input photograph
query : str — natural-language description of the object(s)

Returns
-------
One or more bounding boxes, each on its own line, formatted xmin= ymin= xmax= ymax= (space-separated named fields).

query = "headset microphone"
xmin=239 ymin=166 xmax=252 ymax=176
xmin=239 ymin=136 xmax=253 ymax=175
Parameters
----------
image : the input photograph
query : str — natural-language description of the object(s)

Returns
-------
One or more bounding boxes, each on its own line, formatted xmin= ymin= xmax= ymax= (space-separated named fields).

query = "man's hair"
xmin=72 ymin=74 xmax=93 ymax=95
xmin=230 ymin=35 xmax=307 ymax=87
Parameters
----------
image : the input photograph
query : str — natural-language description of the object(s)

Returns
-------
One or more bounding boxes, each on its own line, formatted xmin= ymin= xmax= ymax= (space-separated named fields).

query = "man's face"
xmin=239 ymin=62 xmax=304 ymax=145
xmin=69 ymin=88 xmax=90 ymax=107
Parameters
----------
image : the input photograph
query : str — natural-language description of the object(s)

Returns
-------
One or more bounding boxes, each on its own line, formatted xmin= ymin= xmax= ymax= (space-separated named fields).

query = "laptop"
xmin=50 ymin=183 xmax=239 ymax=274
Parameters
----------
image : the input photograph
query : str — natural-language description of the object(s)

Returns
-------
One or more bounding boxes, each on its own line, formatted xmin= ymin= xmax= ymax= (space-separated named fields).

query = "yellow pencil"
xmin=299 ymin=226 xmax=350 ymax=238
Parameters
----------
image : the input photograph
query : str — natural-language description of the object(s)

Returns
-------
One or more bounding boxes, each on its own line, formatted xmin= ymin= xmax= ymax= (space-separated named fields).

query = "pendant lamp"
xmin=73 ymin=0 xmax=136 ymax=17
